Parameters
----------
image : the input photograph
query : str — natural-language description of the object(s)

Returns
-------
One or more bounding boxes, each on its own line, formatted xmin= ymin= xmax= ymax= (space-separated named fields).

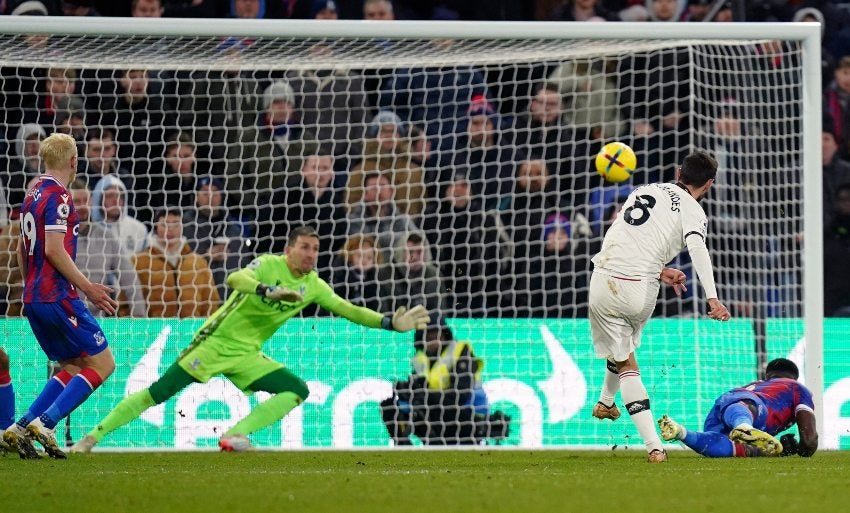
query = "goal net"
xmin=0 ymin=18 xmax=826 ymax=450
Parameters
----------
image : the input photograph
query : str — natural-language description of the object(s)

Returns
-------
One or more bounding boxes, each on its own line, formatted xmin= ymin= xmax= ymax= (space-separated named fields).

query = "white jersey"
xmin=592 ymin=183 xmax=707 ymax=280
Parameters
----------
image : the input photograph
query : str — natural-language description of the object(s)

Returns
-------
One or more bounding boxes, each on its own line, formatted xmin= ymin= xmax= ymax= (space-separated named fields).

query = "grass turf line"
xmin=2 ymin=450 xmax=847 ymax=513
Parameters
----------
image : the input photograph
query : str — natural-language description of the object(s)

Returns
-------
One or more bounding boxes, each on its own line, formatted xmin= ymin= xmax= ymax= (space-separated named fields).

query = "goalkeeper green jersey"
xmin=192 ymin=254 xmax=384 ymax=353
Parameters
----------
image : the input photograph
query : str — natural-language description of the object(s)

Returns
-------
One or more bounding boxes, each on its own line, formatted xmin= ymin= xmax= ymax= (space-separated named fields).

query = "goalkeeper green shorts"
xmin=176 ymin=339 xmax=284 ymax=392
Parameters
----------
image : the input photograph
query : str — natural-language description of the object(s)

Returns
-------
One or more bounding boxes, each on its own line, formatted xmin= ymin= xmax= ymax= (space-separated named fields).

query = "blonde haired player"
xmin=589 ymin=150 xmax=731 ymax=463
xmin=3 ymin=133 xmax=118 ymax=459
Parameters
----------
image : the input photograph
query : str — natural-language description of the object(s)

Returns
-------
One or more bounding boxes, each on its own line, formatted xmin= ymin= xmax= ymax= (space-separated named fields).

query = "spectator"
xmin=330 ymin=234 xmax=383 ymax=312
xmin=267 ymin=150 xmax=348 ymax=275
xmin=97 ymin=68 xmax=176 ymax=177
xmin=647 ymin=0 xmax=685 ymax=21
xmin=311 ymin=0 xmax=337 ymax=19
xmin=69 ymin=180 xmax=146 ymax=317
xmin=347 ymin=172 xmax=421 ymax=264
xmin=824 ymin=184 xmax=850 ymax=317
xmin=175 ymin=37 xmax=265 ymax=159
xmin=378 ymin=232 xmax=447 ymax=314
xmin=823 ymin=129 xmax=850 ymax=230
xmin=379 ymin=317 xmax=510 ymax=446
xmin=363 ymin=0 xmax=394 ymax=20
xmin=3 ymin=123 xmax=45 ymax=212
xmin=281 ymin=57 xmax=369 ymax=165
xmin=527 ymin=213 xmax=593 ymax=317
xmin=548 ymin=58 xmax=623 ymax=141
xmin=377 ymin=48 xmax=491 ymax=148
xmin=182 ymin=177 xmax=245 ymax=302
xmin=60 ymin=0 xmax=100 ymax=16
xmin=133 ymin=207 xmax=220 ymax=318
xmin=225 ymin=80 xmax=319 ymax=214
xmin=230 ymin=0 xmax=266 ymax=18
xmin=91 ymin=174 xmax=149 ymax=254
xmin=513 ymin=82 xmax=593 ymax=206
xmin=556 ymin=0 xmax=618 ymax=21
xmin=499 ymin=159 xmax=565 ymax=315
xmin=24 ymin=68 xmax=83 ymax=130
xmin=54 ymin=107 xmax=86 ymax=146
xmin=824 ymin=57 xmax=850 ymax=154
xmin=449 ymin=98 xmax=523 ymax=210
xmin=140 ymin=132 xmax=206 ymax=224
xmin=131 ymin=0 xmax=164 ymax=17
xmin=421 ymin=172 xmax=504 ymax=317
xmin=347 ymin=110 xmax=426 ymax=218
xmin=78 ymin=128 xmax=134 ymax=193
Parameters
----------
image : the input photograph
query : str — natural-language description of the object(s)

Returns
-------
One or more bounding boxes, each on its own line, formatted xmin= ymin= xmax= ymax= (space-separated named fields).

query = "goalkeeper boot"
xmin=70 ymin=435 xmax=98 ymax=454
xmin=2 ymin=424 xmax=41 ymax=459
xmin=647 ymin=449 xmax=668 ymax=463
xmin=729 ymin=427 xmax=783 ymax=457
xmin=219 ymin=434 xmax=254 ymax=452
xmin=592 ymin=401 xmax=621 ymax=421
xmin=658 ymin=415 xmax=684 ymax=441
xmin=27 ymin=418 xmax=67 ymax=459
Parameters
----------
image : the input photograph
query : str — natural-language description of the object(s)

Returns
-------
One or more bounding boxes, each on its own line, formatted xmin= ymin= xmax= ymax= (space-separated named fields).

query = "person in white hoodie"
xmin=90 ymin=174 xmax=148 ymax=254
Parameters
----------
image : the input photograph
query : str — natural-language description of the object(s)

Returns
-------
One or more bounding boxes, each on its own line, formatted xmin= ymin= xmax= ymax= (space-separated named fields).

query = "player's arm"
xmin=796 ymin=409 xmax=818 ymax=457
xmin=44 ymin=231 xmax=117 ymax=315
xmin=226 ymin=261 xmax=303 ymax=302
xmin=686 ymin=236 xmax=729 ymax=321
xmin=314 ymin=283 xmax=429 ymax=332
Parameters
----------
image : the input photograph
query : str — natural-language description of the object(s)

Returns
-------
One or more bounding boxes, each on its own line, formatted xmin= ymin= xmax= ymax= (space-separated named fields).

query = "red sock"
xmin=78 ymin=368 xmax=104 ymax=390
xmin=0 ymin=369 xmax=10 ymax=386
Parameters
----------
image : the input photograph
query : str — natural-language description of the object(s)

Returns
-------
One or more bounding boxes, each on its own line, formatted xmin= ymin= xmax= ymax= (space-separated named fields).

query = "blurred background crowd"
xmin=1 ymin=0 xmax=849 ymax=321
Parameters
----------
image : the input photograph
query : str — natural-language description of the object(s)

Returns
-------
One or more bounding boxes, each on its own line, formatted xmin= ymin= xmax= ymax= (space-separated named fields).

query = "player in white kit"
xmin=588 ymin=150 xmax=731 ymax=462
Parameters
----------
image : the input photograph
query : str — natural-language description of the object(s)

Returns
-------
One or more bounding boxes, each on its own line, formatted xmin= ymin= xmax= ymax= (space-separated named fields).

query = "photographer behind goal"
xmin=379 ymin=315 xmax=510 ymax=445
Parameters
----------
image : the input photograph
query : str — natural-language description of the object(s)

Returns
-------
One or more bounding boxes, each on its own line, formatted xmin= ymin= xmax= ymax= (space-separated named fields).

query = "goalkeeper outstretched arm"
xmin=226 ymin=263 xmax=429 ymax=332
xmin=317 ymin=293 xmax=430 ymax=332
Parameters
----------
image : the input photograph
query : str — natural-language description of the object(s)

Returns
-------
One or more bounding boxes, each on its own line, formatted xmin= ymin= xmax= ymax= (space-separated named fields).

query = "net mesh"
xmin=0 ymin=30 xmax=808 ymax=448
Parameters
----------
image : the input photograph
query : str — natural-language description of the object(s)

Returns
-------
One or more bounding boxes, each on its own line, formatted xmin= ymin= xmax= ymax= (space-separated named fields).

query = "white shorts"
xmin=588 ymin=272 xmax=660 ymax=362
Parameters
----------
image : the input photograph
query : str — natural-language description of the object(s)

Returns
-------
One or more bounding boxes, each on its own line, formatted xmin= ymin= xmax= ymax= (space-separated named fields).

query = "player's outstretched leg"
xmin=72 ymin=363 xmax=195 ymax=453
xmin=658 ymin=415 xmax=768 ymax=457
xmin=220 ymin=368 xmax=309 ymax=452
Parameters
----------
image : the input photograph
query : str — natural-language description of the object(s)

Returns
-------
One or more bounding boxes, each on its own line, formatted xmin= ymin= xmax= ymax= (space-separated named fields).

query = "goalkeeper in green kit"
xmin=71 ymin=226 xmax=430 ymax=452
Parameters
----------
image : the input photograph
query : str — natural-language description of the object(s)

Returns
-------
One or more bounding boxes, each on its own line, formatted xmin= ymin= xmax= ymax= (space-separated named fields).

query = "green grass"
xmin=2 ymin=450 xmax=849 ymax=513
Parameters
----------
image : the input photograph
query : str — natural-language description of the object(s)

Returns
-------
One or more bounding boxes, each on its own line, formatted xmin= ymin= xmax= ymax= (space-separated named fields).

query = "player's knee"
xmin=0 ymin=349 xmax=9 ymax=371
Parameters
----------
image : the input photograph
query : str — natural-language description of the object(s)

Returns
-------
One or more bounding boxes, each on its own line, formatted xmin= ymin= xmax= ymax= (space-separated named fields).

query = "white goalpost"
xmin=0 ymin=17 xmax=823 ymax=449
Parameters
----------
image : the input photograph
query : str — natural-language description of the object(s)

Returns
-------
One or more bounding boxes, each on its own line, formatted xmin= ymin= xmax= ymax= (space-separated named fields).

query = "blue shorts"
xmin=25 ymin=298 xmax=109 ymax=362
xmin=703 ymin=390 xmax=769 ymax=434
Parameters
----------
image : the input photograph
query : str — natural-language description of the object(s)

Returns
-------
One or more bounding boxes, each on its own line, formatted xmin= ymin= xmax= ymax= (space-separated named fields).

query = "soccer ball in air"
xmin=595 ymin=142 xmax=637 ymax=183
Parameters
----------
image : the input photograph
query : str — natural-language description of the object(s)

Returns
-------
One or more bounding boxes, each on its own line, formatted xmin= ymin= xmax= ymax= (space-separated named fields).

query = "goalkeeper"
xmin=71 ymin=226 xmax=430 ymax=452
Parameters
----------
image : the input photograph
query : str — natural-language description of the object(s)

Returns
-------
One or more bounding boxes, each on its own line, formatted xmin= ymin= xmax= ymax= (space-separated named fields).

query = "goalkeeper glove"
xmin=382 ymin=305 xmax=430 ymax=332
xmin=256 ymin=284 xmax=303 ymax=302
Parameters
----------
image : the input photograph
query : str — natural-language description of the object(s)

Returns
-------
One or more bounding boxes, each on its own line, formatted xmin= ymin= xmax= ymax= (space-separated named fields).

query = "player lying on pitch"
xmin=658 ymin=358 xmax=818 ymax=457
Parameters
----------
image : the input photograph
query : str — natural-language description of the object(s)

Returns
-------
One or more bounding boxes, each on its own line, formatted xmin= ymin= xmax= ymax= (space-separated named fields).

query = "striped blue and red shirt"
xmin=20 ymin=175 xmax=79 ymax=303
xmin=735 ymin=378 xmax=815 ymax=435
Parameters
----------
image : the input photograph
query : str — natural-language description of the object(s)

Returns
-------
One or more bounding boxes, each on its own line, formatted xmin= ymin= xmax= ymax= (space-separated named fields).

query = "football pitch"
xmin=2 ymin=450 xmax=848 ymax=513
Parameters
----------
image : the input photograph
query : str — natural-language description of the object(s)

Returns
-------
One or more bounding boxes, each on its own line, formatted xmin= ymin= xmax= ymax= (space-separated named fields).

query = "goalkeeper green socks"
xmin=225 ymin=391 xmax=302 ymax=436
xmin=88 ymin=389 xmax=156 ymax=442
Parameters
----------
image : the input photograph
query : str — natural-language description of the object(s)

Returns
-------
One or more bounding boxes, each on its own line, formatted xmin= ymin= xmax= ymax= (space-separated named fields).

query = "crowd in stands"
xmin=1 ymin=0 xmax=850 ymax=318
